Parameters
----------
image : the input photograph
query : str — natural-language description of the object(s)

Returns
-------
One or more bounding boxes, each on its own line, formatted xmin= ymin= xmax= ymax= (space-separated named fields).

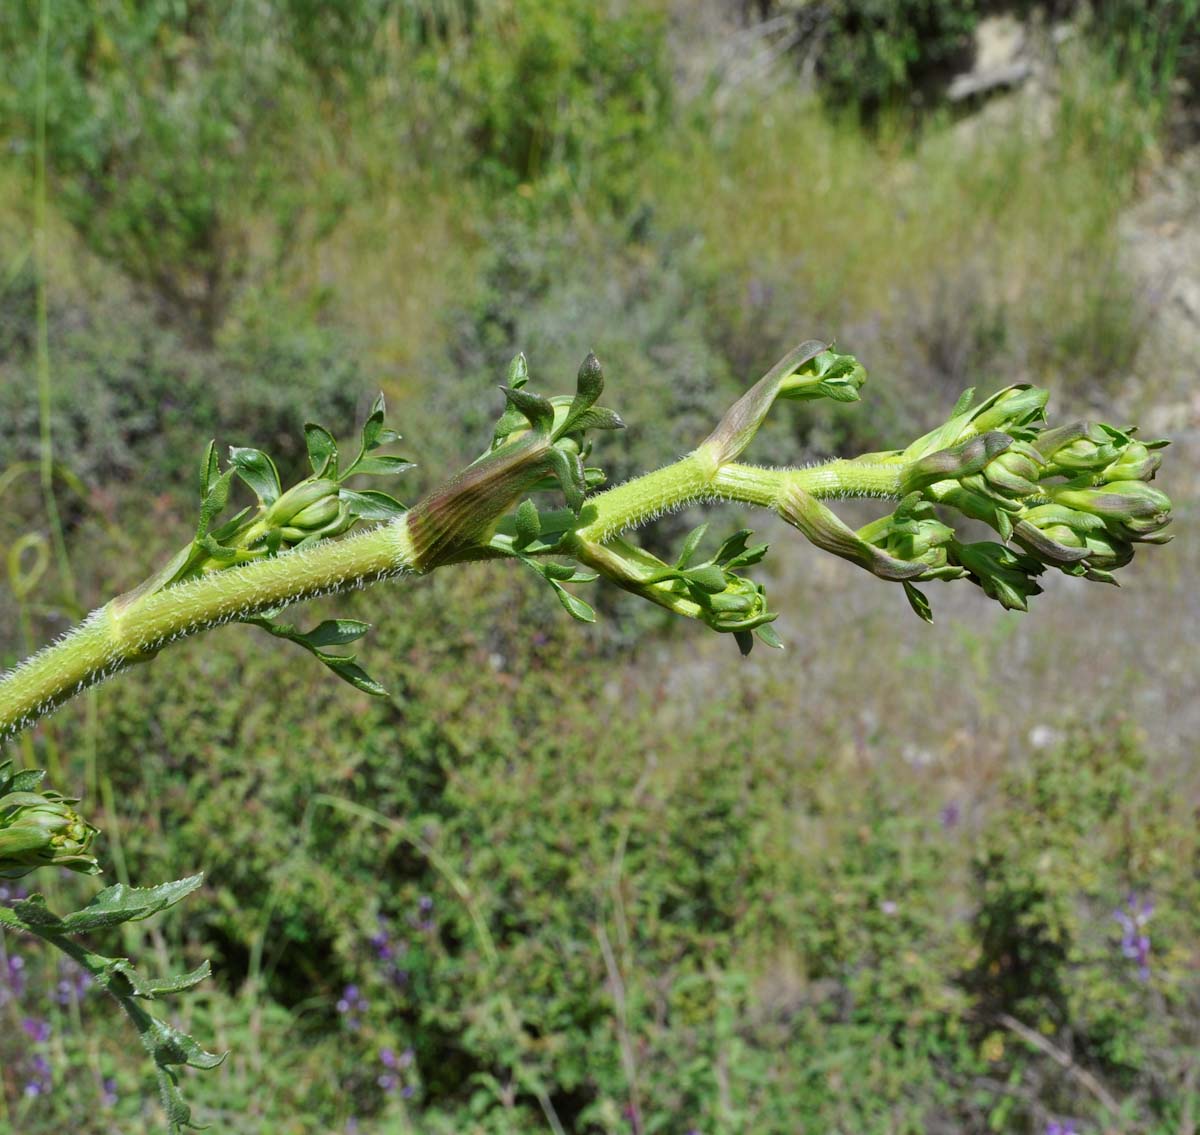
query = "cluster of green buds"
xmin=0 ymin=760 xmax=100 ymax=878
xmin=845 ymin=386 xmax=1173 ymax=615
xmin=407 ymin=352 xmax=626 ymax=570
xmin=115 ymin=395 xmax=414 ymax=611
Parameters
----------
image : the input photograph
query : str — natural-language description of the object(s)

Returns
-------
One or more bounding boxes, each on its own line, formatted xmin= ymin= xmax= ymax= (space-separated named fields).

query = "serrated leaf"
xmin=7 ymin=767 xmax=46 ymax=793
xmin=903 ymin=581 xmax=934 ymax=623
xmin=322 ymin=658 xmax=389 ymax=697
xmin=107 ymin=959 xmax=212 ymax=999
xmin=676 ymin=524 xmax=709 ymax=569
xmin=145 ymin=1014 xmax=226 ymax=1070
xmin=304 ymin=423 xmax=338 ymax=477
xmin=11 ymin=893 xmax=65 ymax=929
xmin=551 ymin=582 xmax=596 ymax=623
xmin=340 ymin=488 xmax=407 ymax=520
xmin=229 ymin=447 xmax=281 ymax=506
xmin=58 ymin=876 xmax=204 ymax=933
xmin=347 ymin=455 xmax=415 ymax=477
xmin=501 ymin=385 xmax=555 ymax=435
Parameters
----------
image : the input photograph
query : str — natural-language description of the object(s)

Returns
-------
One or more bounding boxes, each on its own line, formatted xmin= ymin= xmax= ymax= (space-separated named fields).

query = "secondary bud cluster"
xmin=0 ymin=761 xmax=100 ymax=878
xmin=850 ymin=387 xmax=1174 ymax=614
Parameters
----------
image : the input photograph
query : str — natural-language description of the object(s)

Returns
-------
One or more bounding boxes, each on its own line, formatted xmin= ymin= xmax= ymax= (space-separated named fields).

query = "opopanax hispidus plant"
xmin=0 ymin=343 xmax=1174 ymax=1129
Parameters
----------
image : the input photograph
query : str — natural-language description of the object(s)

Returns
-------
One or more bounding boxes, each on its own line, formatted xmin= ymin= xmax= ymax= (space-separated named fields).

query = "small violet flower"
xmin=1114 ymin=893 xmax=1154 ymax=981
xmin=336 ymin=983 xmax=368 ymax=1030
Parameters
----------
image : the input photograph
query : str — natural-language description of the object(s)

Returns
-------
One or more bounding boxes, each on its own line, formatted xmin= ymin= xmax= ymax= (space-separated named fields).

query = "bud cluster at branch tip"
xmin=0 ymin=760 xmax=100 ymax=878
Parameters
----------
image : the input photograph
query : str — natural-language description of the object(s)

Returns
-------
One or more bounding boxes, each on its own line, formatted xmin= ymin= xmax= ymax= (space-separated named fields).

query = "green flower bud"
xmin=858 ymin=495 xmax=961 ymax=578
xmin=288 ymin=496 xmax=342 ymax=531
xmin=903 ymin=385 xmax=1048 ymax=461
xmin=1050 ymin=480 xmax=1173 ymax=539
xmin=267 ymin=479 xmax=340 ymax=526
xmin=950 ymin=541 xmax=1045 ymax=612
xmin=1098 ymin=439 xmax=1163 ymax=483
xmin=777 ymin=348 xmax=867 ymax=403
xmin=1035 ymin=421 xmax=1166 ymax=483
xmin=980 ymin=440 xmax=1045 ymax=497
xmin=0 ymin=785 xmax=100 ymax=878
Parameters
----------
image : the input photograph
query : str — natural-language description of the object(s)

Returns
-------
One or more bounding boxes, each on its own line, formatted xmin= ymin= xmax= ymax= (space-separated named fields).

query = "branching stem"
xmin=0 ymin=445 xmax=906 ymax=740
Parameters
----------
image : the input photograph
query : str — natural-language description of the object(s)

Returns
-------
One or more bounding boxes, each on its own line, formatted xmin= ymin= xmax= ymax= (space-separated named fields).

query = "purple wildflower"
xmin=101 ymin=1077 xmax=118 ymax=1107
xmin=336 ymin=983 xmax=368 ymax=1030
xmin=54 ymin=959 xmax=93 ymax=1005
xmin=367 ymin=917 xmax=410 ymax=986
xmin=1114 ymin=893 xmax=1154 ymax=980
xmin=939 ymin=801 xmax=961 ymax=830
xmin=1046 ymin=1122 xmax=1077 ymax=1135
xmin=1 ymin=953 xmax=26 ymax=1005
xmin=24 ymin=1054 xmax=51 ymax=1097
xmin=22 ymin=1016 xmax=51 ymax=1043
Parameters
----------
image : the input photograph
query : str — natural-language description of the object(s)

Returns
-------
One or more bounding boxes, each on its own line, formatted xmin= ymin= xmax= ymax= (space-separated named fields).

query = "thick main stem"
xmin=0 ymin=451 xmax=908 ymax=741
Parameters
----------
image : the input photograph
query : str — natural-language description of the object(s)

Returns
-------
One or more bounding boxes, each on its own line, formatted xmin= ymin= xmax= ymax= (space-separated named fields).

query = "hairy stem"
xmin=0 ymin=445 xmax=910 ymax=741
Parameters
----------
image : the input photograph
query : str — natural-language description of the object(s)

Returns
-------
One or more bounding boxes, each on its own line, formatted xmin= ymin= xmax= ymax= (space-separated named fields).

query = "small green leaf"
xmin=229 ymin=447 xmax=282 ymax=506
xmin=304 ymin=423 xmax=338 ymax=477
xmin=539 ymin=561 xmax=578 ymax=581
xmin=551 ymin=581 xmax=596 ymax=623
xmin=206 ymin=507 xmax=252 ymax=544
xmin=548 ymin=446 xmax=586 ymax=513
xmin=346 ymin=455 xmax=415 ymax=477
xmin=145 ymin=1014 xmax=226 ymax=1070
xmin=107 ymin=959 xmax=212 ymax=999
xmin=683 ymin=565 xmax=728 ymax=593
xmin=951 ymin=388 xmax=976 ymax=417
xmin=196 ymin=469 xmax=235 ymax=540
xmin=755 ymin=622 xmax=784 ymax=650
xmin=296 ymin=619 xmax=371 ymax=649
xmin=507 ymin=352 xmax=529 ymax=389
xmin=340 ymin=489 xmax=407 ymax=520
xmin=676 ymin=524 xmax=709 ymax=569
xmin=199 ymin=441 xmax=219 ymax=499
xmin=566 ymin=407 xmax=625 ymax=432
xmin=734 ymin=630 xmax=754 ymax=656
xmin=902 ymin=581 xmax=934 ymax=623
xmin=59 ymin=875 xmax=205 ymax=933
xmin=514 ymin=499 xmax=541 ymax=549
xmin=322 ymin=658 xmax=389 ymax=697
xmin=713 ymin=529 xmax=753 ymax=564
xmin=361 ymin=392 xmax=387 ymax=451
xmin=501 ymin=385 xmax=555 ymax=435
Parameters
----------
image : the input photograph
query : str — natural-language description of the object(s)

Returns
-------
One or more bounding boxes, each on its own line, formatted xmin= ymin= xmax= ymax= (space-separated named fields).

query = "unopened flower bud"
xmin=267 ymin=479 xmax=340 ymax=526
xmin=0 ymin=787 xmax=100 ymax=878
xmin=1050 ymin=480 xmax=1172 ymax=539
xmin=950 ymin=541 xmax=1045 ymax=612
xmin=1099 ymin=440 xmax=1162 ymax=483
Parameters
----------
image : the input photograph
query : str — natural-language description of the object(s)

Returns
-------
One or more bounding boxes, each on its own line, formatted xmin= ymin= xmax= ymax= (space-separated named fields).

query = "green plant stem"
xmin=0 ymin=450 xmax=909 ymax=741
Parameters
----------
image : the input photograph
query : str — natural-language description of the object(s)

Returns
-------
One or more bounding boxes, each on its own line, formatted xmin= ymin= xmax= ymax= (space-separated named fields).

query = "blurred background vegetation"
xmin=0 ymin=1 xmax=1198 ymax=1131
